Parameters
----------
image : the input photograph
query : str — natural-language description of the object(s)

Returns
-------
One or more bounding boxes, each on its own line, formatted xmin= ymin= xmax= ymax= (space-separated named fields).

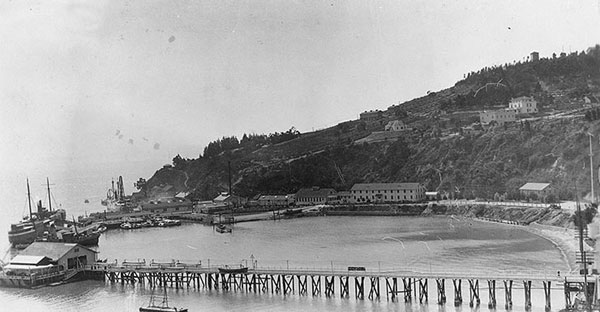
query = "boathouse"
xmin=0 ymin=242 xmax=97 ymax=288
xmin=351 ymin=183 xmax=426 ymax=203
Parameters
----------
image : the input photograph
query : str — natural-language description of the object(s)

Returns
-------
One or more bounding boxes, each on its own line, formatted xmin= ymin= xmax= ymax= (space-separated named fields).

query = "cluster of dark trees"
xmin=573 ymin=203 xmax=598 ymax=227
xmin=202 ymin=127 xmax=301 ymax=158
xmin=585 ymin=108 xmax=600 ymax=121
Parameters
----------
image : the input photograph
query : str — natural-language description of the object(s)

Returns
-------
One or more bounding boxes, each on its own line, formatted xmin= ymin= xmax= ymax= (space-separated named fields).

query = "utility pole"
xmin=592 ymin=134 xmax=596 ymax=204
xmin=575 ymin=180 xmax=591 ymax=311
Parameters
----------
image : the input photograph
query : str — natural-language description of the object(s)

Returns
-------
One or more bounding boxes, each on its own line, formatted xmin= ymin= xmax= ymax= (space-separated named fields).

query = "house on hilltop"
xmin=351 ymin=183 xmax=426 ymax=203
xmin=360 ymin=110 xmax=383 ymax=122
xmin=384 ymin=120 xmax=409 ymax=131
xmin=530 ymin=51 xmax=539 ymax=62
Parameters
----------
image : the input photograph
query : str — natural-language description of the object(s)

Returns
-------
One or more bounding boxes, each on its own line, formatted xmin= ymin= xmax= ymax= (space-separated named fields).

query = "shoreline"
xmin=524 ymin=223 xmax=579 ymax=273
xmin=471 ymin=216 xmax=578 ymax=272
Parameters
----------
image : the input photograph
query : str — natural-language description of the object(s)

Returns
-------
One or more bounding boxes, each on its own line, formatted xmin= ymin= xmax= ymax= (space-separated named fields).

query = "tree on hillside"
xmin=172 ymin=154 xmax=188 ymax=169
xmin=573 ymin=203 xmax=597 ymax=227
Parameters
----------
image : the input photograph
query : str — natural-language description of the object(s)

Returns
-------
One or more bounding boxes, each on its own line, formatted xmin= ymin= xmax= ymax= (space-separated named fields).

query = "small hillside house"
xmin=519 ymin=183 xmax=551 ymax=198
xmin=384 ymin=120 xmax=409 ymax=132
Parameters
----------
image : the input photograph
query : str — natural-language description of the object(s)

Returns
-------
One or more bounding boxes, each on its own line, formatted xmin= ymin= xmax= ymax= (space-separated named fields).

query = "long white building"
xmin=351 ymin=183 xmax=426 ymax=203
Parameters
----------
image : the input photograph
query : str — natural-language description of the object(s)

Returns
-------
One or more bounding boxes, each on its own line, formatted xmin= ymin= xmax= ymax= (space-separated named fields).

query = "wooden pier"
xmin=82 ymin=261 xmax=588 ymax=311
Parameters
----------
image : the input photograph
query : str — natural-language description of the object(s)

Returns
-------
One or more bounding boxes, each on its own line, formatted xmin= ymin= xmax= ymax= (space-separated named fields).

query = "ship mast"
xmin=46 ymin=177 xmax=52 ymax=212
xmin=26 ymin=178 xmax=33 ymax=219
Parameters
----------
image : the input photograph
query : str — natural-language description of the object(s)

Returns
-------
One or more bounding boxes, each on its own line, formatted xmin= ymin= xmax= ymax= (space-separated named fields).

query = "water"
xmin=0 ymin=162 xmax=572 ymax=311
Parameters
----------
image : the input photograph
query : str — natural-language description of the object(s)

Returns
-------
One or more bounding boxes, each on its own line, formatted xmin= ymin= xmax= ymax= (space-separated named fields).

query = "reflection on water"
xmin=0 ymin=216 xmax=570 ymax=311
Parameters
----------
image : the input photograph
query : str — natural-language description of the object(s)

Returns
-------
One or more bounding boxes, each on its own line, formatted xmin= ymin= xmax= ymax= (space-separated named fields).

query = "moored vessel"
xmin=140 ymin=287 xmax=188 ymax=312
xmin=218 ymin=266 xmax=248 ymax=274
xmin=8 ymin=179 xmax=66 ymax=248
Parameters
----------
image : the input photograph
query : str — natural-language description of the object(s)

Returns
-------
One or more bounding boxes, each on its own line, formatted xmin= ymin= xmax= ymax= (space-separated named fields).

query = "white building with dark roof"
xmin=351 ymin=183 xmax=426 ymax=203
xmin=519 ymin=183 xmax=551 ymax=197
xmin=508 ymin=96 xmax=538 ymax=114
xmin=384 ymin=120 xmax=409 ymax=132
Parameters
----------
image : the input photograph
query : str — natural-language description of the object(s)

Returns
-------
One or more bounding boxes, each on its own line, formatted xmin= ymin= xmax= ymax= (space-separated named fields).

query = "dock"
xmin=82 ymin=261 xmax=594 ymax=311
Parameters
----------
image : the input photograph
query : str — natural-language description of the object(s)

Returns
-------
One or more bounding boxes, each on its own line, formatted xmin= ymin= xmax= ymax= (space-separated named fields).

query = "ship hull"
xmin=8 ymin=228 xmax=37 ymax=246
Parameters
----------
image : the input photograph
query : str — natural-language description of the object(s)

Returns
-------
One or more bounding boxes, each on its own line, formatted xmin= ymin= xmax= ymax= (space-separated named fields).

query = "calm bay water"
xmin=0 ymin=162 xmax=571 ymax=311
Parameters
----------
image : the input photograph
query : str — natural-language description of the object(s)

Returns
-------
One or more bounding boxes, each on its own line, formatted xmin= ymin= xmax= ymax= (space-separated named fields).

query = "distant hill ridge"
xmin=144 ymin=45 xmax=600 ymax=202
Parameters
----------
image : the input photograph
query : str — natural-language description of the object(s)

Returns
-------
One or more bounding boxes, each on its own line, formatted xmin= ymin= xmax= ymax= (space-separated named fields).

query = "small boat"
xmin=215 ymin=224 xmax=232 ymax=233
xmin=140 ymin=287 xmax=187 ymax=312
xmin=218 ymin=266 xmax=248 ymax=274
xmin=120 ymin=222 xmax=142 ymax=229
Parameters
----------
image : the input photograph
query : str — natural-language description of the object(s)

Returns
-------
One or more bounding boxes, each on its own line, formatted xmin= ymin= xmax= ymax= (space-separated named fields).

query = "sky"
xmin=1 ymin=0 xmax=600 ymax=174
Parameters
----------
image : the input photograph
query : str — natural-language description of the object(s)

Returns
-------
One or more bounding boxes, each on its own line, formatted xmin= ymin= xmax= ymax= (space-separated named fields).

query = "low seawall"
xmin=325 ymin=202 xmax=573 ymax=229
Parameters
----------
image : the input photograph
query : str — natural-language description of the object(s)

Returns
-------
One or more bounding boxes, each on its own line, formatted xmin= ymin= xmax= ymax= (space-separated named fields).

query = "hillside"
xmin=143 ymin=45 xmax=600 ymax=202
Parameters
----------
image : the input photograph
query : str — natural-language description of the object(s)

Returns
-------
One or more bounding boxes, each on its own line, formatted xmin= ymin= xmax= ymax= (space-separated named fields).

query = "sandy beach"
xmin=524 ymin=223 xmax=584 ymax=273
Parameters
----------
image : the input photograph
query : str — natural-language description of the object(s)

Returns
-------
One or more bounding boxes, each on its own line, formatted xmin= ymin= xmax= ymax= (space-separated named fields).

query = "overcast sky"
xmin=1 ymin=0 xmax=600 ymax=173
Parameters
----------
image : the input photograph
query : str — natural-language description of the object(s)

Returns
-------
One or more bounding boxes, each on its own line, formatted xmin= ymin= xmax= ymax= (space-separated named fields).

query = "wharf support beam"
xmin=92 ymin=266 xmax=562 ymax=310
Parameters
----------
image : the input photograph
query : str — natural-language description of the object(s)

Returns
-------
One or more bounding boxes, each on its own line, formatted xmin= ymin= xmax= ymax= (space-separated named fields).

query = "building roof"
xmin=351 ymin=183 xmax=423 ymax=191
xmin=3 ymin=263 xmax=55 ymax=271
xmin=519 ymin=183 xmax=551 ymax=191
xmin=511 ymin=96 xmax=535 ymax=102
xmin=21 ymin=242 xmax=97 ymax=261
xmin=142 ymin=197 xmax=192 ymax=209
xmin=258 ymin=195 xmax=288 ymax=200
xmin=175 ymin=191 xmax=189 ymax=198
xmin=214 ymin=193 xmax=243 ymax=202
xmin=295 ymin=188 xmax=336 ymax=198
xmin=9 ymin=255 xmax=52 ymax=266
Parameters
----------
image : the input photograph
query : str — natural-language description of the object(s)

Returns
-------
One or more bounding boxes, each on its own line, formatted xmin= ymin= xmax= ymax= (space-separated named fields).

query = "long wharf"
xmin=81 ymin=261 xmax=596 ymax=311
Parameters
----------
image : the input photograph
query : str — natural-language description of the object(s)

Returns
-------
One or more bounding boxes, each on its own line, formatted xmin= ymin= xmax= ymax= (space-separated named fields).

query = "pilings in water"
xmin=96 ymin=267 xmax=560 ymax=310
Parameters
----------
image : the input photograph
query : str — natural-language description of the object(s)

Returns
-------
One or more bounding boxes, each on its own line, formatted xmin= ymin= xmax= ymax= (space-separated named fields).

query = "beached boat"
xmin=140 ymin=287 xmax=188 ymax=312
xmin=218 ymin=266 xmax=248 ymax=274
